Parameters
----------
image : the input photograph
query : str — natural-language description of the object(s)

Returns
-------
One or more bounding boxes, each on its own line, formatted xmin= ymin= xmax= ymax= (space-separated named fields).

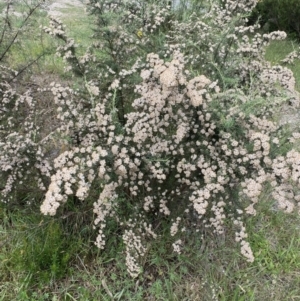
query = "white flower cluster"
xmin=281 ymin=50 xmax=300 ymax=65
xmin=43 ymin=17 xmax=83 ymax=75
xmin=0 ymin=81 xmax=51 ymax=203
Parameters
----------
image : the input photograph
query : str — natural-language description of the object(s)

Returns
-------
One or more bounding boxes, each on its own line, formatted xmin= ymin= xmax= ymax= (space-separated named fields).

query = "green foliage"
xmin=252 ymin=0 xmax=300 ymax=40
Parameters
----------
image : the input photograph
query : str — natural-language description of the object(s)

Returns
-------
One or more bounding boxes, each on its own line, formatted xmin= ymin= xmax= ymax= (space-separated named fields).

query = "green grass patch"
xmin=0 ymin=202 xmax=96 ymax=301
xmin=57 ymin=6 xmax=94 ymax=53
xmin=1 ymin=200 xmax=300 ymax=300
xmin=265 ymin=39 xmax=300 ymax=91
xmin=2 ymin=2 xmax=94 ymax=80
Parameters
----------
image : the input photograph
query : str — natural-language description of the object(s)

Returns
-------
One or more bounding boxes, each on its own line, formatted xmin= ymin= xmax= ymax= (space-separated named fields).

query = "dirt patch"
xmin=0 ymin=0 xmax=84 ymax=17
xmin=46 ymin=0 xmax=84 ymax=17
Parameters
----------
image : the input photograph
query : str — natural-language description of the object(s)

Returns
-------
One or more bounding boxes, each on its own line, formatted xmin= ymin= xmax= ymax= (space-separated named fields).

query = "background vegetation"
xmin=251 ymin=0 xmax=300 ymax=40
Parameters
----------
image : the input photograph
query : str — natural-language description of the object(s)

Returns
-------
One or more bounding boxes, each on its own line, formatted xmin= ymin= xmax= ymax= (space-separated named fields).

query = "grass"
xmin=265 ymin=39 xmax=300 ymax=91
xmin=2 ymin=200 xmax=300 ymax=300
xmin=56 ymin=6 xmax=94 ymax=51
xmin=2 ymin=2 xmax=300 ymax=301
xmin=2 ymin=1 xmax=94 ymax=81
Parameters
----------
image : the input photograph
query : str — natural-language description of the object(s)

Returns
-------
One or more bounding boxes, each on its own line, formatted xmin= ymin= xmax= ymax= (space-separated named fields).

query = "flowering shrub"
xmin=0 ymin=81 xmax=52 ymax=203
xmin=2 ymin=0 xmax=300 ymax=277
xmin=0 ymin=1 xmax=53 ymax=205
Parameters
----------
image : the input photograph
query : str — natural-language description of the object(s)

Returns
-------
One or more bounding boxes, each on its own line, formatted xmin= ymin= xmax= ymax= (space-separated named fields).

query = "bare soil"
xmin=46 ymin=0 xmax=84 ymax=17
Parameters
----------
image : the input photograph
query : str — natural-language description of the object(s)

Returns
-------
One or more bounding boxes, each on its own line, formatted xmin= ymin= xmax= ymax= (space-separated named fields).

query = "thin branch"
xmin=8 ymin=52 xmax=45 ymax=83
xmin=0 ymin=1 xmax=12 ymax=47
xmin=0 ymin=1 xmax=43 ymax=62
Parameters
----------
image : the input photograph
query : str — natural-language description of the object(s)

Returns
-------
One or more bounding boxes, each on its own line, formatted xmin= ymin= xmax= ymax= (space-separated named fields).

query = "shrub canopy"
xmin=1 ymin=0 xmax=300 ymax=277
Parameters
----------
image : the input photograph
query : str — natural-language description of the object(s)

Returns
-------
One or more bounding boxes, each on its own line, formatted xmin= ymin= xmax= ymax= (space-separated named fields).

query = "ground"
xmin=46 ymin=0 xmax=84 ymax=17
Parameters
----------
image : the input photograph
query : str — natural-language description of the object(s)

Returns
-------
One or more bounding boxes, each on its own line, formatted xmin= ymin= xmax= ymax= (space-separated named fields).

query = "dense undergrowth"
xmin=251 ymin=0 xmax=300 ymax=41
xmin=1 ymin=0 xmax=300 ymax=300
